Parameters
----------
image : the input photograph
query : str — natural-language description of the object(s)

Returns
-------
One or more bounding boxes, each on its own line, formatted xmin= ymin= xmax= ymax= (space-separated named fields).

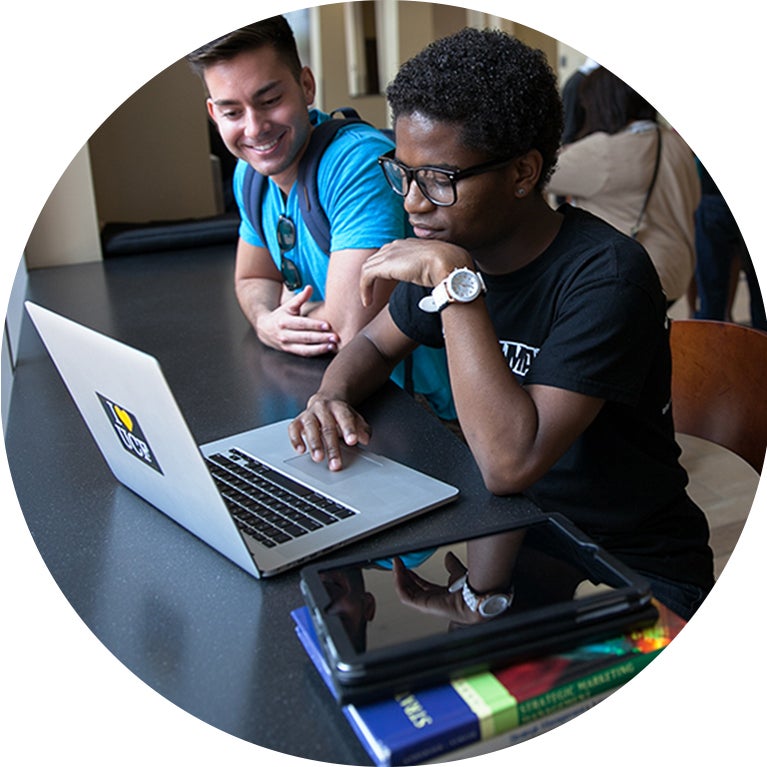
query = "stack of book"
xmin=291 ymin=601 xmax=685 ymax=766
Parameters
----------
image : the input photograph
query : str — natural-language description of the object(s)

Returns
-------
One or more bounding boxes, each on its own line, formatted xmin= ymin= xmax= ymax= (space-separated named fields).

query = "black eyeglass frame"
xmin=276 ymin=214 xmax=303 ymax=291
xmin=377 ymin=150 xmax=516 ymax=207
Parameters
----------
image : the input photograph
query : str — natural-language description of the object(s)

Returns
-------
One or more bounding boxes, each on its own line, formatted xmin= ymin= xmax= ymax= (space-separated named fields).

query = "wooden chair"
xmin=669 ymin=319 xmax=767 ymax=473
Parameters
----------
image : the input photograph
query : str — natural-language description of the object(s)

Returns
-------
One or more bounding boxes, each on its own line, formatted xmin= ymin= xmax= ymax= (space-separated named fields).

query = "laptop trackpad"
xmin=283 ymin=448 xmax=381 ymax=486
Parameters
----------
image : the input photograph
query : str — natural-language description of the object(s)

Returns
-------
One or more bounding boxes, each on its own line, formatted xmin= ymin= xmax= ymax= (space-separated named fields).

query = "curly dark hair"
xmin=386 ymin=27 xmax=563 ymax=188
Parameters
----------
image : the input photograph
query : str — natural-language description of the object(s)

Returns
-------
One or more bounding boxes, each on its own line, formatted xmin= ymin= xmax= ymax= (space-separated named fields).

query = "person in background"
xmin=560 ymin=57 xmax=599 ymax=146
xmin=547 ymin=67 xmax=700 ymax=306
xmin=186 ymin=16 xmax=455 ymax=419
xmin=693 ymin=160 xmax=767 ymax=330
xmin=288 ymin=28 xmax=714 ymax=621
xmin=552 ymin=57 xmax=600 ymax=208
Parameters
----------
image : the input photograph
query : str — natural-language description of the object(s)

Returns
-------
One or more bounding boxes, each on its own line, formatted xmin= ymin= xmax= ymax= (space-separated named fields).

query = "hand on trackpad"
xmin=284 ymin=447 xmax=381 ymax=485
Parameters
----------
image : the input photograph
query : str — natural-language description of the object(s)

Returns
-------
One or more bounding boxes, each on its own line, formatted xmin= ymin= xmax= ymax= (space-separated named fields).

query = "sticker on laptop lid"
xmin=97 ymin=393 xmax=163 ymax=474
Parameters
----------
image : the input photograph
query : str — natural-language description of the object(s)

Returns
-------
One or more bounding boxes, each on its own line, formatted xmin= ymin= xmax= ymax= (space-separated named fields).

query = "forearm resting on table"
xmin=235 ymin=275 xmax=282 ymax=328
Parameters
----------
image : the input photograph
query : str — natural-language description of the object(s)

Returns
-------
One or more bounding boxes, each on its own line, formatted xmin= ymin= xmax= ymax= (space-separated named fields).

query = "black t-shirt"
xmin=389 ymin=206 xmax=714 ymax=589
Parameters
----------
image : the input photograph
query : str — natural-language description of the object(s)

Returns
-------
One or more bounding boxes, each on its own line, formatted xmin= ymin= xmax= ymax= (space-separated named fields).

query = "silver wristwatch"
xmin=418 ymin=267 xmax=487 ymax=313
xmin=451 ymin=574 xmax=514 ymax=619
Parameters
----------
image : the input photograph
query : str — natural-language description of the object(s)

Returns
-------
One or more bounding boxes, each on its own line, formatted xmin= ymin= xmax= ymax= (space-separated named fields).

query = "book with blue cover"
xmin=291 ymin=601 xmax=684 ymax=766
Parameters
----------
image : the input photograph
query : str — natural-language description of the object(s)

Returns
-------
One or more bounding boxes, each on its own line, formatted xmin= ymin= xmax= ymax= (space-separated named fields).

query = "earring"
xmin=516 ymin=187 xmax=527 ymax=197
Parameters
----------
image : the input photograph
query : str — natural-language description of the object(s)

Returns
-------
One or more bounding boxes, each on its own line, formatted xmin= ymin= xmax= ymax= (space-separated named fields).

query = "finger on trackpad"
xmin=283 ymin=447 xmax=381 ymax=485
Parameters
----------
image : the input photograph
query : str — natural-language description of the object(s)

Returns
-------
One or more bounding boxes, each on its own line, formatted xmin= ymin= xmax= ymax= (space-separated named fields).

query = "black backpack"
xmin=241 ymin=107 xmax=393 ymax=254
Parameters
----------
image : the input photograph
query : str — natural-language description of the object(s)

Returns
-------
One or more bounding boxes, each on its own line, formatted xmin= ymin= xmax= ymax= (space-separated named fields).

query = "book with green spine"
xmin=292 ymin=600 xmax=684 ymax=765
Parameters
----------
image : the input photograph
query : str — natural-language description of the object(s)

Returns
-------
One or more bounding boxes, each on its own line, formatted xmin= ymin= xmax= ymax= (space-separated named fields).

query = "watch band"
xmin=450 ymin=573 xmax=514 ymax=618
xmin=418 ymin=284 xmax=449 ymax=313
xmin=429 ymin=280 xmax=451 ymax=312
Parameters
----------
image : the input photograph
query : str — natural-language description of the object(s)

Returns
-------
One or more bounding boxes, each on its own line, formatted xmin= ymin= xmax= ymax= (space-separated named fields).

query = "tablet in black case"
xmin=299 ymin=513 xmax=658 ymax=704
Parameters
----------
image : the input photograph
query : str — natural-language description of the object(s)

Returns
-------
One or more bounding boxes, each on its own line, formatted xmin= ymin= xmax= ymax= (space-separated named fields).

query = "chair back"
xmin=669 ymin=319 xmax=767 ymax=473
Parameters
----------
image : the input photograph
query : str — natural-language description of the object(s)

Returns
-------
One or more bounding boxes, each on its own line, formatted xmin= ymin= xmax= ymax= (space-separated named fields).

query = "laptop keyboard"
xmin=206 ymin=448 xmax=357 ymax=548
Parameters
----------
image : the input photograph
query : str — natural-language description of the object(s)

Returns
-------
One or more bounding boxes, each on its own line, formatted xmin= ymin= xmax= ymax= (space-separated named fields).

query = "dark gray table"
xmin=4 ymin=246 xmax=539 ymax=764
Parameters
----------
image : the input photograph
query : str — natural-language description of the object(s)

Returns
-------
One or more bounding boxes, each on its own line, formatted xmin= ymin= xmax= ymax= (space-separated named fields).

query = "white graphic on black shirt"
xmin=499 ymin=340 xmax=540 ymax=377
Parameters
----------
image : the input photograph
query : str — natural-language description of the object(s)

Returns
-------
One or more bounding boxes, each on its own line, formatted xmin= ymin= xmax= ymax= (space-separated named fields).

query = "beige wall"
xmin=316 ymin=3 xmax=389 ymax=126
xmin=88 ymin=58 xmax=218 ymax=225
xmin=512 ymin=22 xmax=558 ymax=70
xmin=25 ymin=146 xmax=102 ymax=269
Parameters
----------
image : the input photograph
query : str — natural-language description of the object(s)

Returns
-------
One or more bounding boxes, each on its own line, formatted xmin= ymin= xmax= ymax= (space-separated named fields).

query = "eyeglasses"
xmin=276 ymin=215 xmax=303 ymax=290
xmin=377 ymin=150 xmax=515 ymax=207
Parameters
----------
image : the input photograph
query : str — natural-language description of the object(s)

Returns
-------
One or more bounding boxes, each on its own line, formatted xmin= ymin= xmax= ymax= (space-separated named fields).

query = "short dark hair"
xmin=186 ymin=15 xmax=302 ymax=82
xmin=386 ymin=27 xmax=563 ymax=188
xmin=577 ymin=67 xmax=657 ymax=137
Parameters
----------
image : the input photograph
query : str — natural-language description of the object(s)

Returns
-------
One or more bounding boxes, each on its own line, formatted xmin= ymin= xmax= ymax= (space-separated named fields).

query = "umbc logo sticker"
xmin=97 ymin=393 xmax=163 ymax=474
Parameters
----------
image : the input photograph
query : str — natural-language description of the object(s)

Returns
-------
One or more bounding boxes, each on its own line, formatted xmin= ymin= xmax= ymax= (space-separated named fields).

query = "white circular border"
xmin=2 ymin=2 xmax=763 ymax=765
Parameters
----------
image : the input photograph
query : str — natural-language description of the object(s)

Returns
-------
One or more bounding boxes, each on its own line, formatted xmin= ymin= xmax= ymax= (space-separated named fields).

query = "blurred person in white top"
xmin=547 ymin=67 xmax=700 ymax=304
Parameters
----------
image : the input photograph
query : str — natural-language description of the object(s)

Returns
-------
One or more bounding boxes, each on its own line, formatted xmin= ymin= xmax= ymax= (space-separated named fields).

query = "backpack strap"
xmin=240 ymin=108 xmax=367 ymax=255
xmin=296 ymin=109 xmax=366 ymax=254
xmin=631 ymin=126 xmax=663 ymax=239
xmin=241 ymin=163 xmax=267 ymax=246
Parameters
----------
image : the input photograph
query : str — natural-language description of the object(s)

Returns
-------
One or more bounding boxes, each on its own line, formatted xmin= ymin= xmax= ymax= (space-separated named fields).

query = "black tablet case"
xmin=300 ymin=513 xmax=658 ymax=704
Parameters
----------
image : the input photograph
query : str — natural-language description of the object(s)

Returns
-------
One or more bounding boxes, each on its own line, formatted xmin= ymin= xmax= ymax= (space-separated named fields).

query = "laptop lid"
xmin=25 ymin=302 xmax=459 ymax=577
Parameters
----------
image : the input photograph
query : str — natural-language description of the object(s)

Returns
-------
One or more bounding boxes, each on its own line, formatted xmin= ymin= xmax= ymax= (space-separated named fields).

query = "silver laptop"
xmin=25 ymin=301 xmax=459 ymax=578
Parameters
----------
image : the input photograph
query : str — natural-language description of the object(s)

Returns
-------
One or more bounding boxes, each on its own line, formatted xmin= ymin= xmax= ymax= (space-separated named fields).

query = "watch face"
xmin=478 ymin=593 xmax=511 ymax=617
xmin=449 ymin=270 xmax=480 ymax=302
